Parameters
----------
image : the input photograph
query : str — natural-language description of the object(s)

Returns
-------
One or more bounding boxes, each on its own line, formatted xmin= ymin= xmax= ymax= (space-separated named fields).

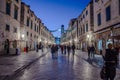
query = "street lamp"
xmin=87 ymin=34 xmax=90 ymax=38
xmin=21 ymin=34 xmax=25 ymax=39
xmin=87 ymin=34 xmax=90 ymax=47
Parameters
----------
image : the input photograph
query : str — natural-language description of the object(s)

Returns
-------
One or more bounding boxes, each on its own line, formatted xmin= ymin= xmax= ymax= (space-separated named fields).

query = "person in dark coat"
xmin=87 ymin=46 xmax=90 ymax=58
xmin=72 ymin=44 xmax=75 ymax=55
xmin=4 ymin=39 xmax=10 ymax=55
xmin=90 ymin=45 xmax=95 ymax=58
xmin=60 ymin=45 xmax=64 ymax=54
xmin=51 ymin=45 xmax=56 ymax=59
xmin=36 ymin=44 xmax=39 ymax=52
xmin=67 ymin=45 xmax=71 ymax=56
xmin=64 ymin=45 xmax=67 ymax=55
xmin=26 ymin=44 xmax=29 ymax=53
xmin=103 ymin=43 xmax=117 ymax=80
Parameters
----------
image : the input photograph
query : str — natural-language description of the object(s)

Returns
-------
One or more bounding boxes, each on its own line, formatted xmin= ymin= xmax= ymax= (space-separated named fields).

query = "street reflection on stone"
xmin=11 ymin=50 xmax=120 ymax=80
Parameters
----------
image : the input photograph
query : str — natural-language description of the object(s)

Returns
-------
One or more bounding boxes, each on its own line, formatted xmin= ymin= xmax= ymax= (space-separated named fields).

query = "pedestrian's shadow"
xmin=84 ymin=58 xmax=93 ymax=64
xmin=83 ymin=58 xmax=100 ymax=68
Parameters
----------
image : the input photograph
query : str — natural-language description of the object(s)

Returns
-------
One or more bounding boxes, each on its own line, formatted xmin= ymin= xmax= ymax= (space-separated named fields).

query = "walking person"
xmin=41 ymin=44 xmax=44 ymax=52
xmin=60 ymin=45 xmax=64 ymax=54
xmin=26 ymin=44 xmax=29 ymax=53
xmin=90 ymin=45 xmax=95 ymax=58
xmin=4 ymin=39 xmax=10 ymax=55
xmin=103 ymin=43 xmax=117 ymax=80
xmin=67 ymin=45 xmax=71 ymax=56
xmin=36 ymin=44 xmax=39 ymax=52
xmin=55 ymin=45 xmax=59 ymax=59
xmin=72 ymin=44 xmax=75 ymax=55
xmin=64 ymin=45 xmax=67 ymax=55
xmin=51 ymin=45 xmax=56 ymax=59
xmin=87 ymin=46 xmax=91 ymax=58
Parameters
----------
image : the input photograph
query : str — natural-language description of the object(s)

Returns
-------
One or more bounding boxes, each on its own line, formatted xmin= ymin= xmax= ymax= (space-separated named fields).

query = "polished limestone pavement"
xmin=7 ymin=50 xmax=120 ymax=80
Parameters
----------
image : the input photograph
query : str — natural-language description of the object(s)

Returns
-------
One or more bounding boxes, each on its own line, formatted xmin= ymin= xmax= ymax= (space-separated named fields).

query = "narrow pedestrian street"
xmin=2 ymin=49 xmax=119 ymax=80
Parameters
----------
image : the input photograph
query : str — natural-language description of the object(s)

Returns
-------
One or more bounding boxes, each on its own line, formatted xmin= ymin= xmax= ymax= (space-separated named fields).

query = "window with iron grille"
xmin=6 ymin=24 xmax=10 ymax=31
xmin=97 ymin=13 xmax=101 ymax=26
xmin=106 ymin=5 xmax=111 ymax=21
xmin=14 ymin=5 xmax=18 ymax=20
xmin=6 ymin=2 xmax=11 ymax=15
xmin=13 ymin=27 xmax=17 ymax=33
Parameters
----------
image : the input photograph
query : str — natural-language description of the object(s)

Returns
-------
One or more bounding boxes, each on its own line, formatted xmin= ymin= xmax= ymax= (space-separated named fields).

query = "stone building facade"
xmin=0 ymin=0 xmax=55 ymax=54
xmin=20 ymin=2 xmax=41 ymax=51
xmin=61 ymin=18 xmax=77 ymax=47
xmin=93 ymin=0 xmax=120 ymax=54
xmin=61 ymin=1 xmax=94 ymax=51
xmin=20 ymin=2 xmax=55 ymax=51
xmin=77 ymin=1 xmax=94 ymax=51
xmin=0 ymin=0 xmax=21 ymax=54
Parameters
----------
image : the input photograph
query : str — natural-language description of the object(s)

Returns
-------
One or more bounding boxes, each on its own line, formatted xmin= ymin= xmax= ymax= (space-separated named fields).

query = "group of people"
xmin=87 ymin=45 xmax=95 ymax=59
xmin=60 ymin=44 xmax=75 ymax=56
xmin=87 ymin=43 xmax=120 ymax=80
xmin=50 ymin=44 xmax=76 ymax=59
xmin=51 ymin=45 xmax=59 ymax=59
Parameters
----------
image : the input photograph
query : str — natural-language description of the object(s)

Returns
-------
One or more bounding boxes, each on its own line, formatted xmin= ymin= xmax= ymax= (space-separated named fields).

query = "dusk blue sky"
xmin=22 ymin=0 xmax=91 ymax=37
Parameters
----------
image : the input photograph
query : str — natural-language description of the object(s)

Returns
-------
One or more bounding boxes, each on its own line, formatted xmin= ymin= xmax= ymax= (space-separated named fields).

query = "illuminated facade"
xmin=93 ymin=0 xmax=120 ymax=54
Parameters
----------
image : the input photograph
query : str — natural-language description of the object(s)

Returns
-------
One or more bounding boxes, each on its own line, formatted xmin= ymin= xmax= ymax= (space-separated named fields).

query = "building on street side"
xmin=0 ymin=0 xmax=21 ymax=54
xmin=93 ymin=0 xmax=120 ymax=54
xmin=0 ymin=0 xmax=55 ymax=54
xmin=77 ymin=0 xmax=94 ymax=51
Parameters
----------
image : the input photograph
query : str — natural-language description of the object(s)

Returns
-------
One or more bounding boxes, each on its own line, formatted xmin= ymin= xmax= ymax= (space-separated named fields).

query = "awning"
xmin=111 ymin=35 xmax=120 ymax=40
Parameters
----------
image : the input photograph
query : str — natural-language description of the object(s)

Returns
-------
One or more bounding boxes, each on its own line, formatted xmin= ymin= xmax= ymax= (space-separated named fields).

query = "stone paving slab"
xmin=0 ymin=49 xmax=48 ymax=76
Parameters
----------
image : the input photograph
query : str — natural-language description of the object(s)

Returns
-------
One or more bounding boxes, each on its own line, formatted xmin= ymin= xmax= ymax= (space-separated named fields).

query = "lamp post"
xmin=87 ymin=34 xmax=90 ymax=46
xmin=20 ymin=34 xmax=24 ymax=51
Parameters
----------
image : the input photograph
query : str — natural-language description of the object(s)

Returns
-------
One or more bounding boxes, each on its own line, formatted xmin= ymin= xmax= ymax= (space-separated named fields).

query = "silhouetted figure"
xmin=64 ymin=45 xmax=67 ymax=55
xmin=72 ymin=44 xmax=75 ymax=55
xmin=67 ymin=45 xmax=71 ymax=56
xmin=87 ymin=46 xmax=90 ymax=58
xmin=103 ymin=43 xmax=117 ymax=80
xmin=4 ymin=39 xmax=10 ymax=55
xmin=36 ymin=44 xmax=39 ymax=52
xmin=51 ymin=45 xmax=58 ymax=59
xmin=26 ymin=45 xmax=29 ymax=53
xmin=60 ymin=45 xmax=64 ymax=54
xmin=90 ymin=45 xmax=95 ymax=58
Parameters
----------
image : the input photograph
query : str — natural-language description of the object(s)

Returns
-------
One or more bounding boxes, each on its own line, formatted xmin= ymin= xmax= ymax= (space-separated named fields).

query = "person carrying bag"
xmin=100 ymin=43 xmax=117 ymax=80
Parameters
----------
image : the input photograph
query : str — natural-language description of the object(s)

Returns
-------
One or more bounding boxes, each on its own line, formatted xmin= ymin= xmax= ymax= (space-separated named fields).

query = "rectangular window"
xmin=6 ymin=24 xmax=10 ymax=31
xmin=13 ymin=27 xmax=17 ymax=33
xmin=27 ymin=32 xmax=29 ymax=36
xmin=27 ymin=9 xmax=29 ymax=14
xmin=86 ymin=23 xmax=88 ymax=32
xmin=81 ymin=18 xmax=82 ymax=21
xmin=86 ymin=10 xmax=88 ymax=16
xmin=37 ymin=26 xmax=38 ymax=32
xmin=16 ymin=0 xmax=19 ymax=2
xmin=27 ymin=17 xmax=29 ymax=26
xmin=34 ymin=24 xmax=36 ymax=31
xmin=106 ymin=5 xmax=111 ymax=21
xmin=95 ymin=0 xmax=99 ymax=2
xmin=31 ymin=33 xmax=32 ymax=37
xmin=14 ymin=5 xmax=18 ymax=20
xmin=83 ymin=15 xmax=85 ymax=18
xmin=31 ymin=21 xmax=33 ymax=29
xmin=6 ymin=2 xmax=11 ymax=15
xmin=97 ymin=13 xmax=101 ymax=26
xmin=81 ymin=28 xmax=82 ymax=35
